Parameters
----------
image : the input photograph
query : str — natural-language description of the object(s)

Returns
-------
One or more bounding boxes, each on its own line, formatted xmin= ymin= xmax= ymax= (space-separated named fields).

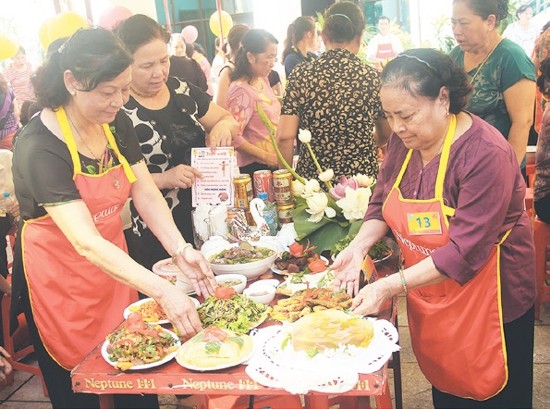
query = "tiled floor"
xmin=1 ymin=298 xmax=549 ymax=408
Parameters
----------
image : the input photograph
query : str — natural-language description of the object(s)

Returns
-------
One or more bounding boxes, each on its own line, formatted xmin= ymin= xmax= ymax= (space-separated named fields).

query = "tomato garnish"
xmin=308 ymin=258 xmax=327 ymax=273
xmin=202 ymin=326 xmax=228 ymax=342
xmin=214 ymin=286 xmax=236 ymax=300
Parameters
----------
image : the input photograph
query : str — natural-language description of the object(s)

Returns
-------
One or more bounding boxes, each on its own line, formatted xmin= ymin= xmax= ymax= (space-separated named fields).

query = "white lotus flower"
xmin=305 ymin=192 xmax=336 ymax=222
xmin=298 ymin=129 xmax=312 ymax=144
xmin=336 ymin=187 xmax=372 ymax=221
xmin=354 ymin=173 xmax=375 ymax=188
xmin=292 ymin=179 xmax=305 ymax=196
xmin=318 ymin=168 xmax=334 ymax=182
xmin=302 ymin=178 xmax=321 ymax=198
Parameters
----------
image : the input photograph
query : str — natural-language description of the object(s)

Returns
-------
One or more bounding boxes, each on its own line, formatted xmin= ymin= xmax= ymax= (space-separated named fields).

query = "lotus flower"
xmin=329 ymin=175 xmax=359 ymax=200
xmin=306 ymin=192 xmax=336 ymax=222
xmin=318 ymin=168 xmax=334 ymax=182
xmin=336 ymin=187 xmax=372 ymax=221
xmin=298 ymin=129 xmax=312 ymax=144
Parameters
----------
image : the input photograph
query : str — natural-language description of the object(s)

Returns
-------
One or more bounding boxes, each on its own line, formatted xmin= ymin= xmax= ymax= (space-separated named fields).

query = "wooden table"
xmin=72 ymin=245 xmax=401 ymax=409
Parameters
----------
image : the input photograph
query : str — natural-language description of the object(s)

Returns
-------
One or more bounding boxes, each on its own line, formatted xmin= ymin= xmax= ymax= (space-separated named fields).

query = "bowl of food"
xmin=214 ymin=274 xmax=247 ymax=294
xmin=243 ymin=285 xmax=276 ymax=305
xmin=152 ymin=258 xmax=183 ymax=285
xmin=204 ymin=241 xmax=278 ymax=280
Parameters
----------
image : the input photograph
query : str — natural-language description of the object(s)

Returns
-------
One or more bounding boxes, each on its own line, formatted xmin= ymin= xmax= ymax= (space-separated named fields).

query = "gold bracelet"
xmin=171 ymin=242 xmax=193 ymax=264
xmin=398 ymin=268 xmax=408 ymax=296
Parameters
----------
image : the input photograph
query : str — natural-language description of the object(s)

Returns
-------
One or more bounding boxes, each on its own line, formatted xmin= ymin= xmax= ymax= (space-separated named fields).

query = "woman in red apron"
xmin=10 ymin=29 xmax=216 ymax=408
xmin=332 ymin=49 xmax=536 ymax=408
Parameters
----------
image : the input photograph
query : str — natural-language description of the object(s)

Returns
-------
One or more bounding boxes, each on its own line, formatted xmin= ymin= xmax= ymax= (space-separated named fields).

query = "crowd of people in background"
xmin=0 ymin=0 xmax=548 ymax=407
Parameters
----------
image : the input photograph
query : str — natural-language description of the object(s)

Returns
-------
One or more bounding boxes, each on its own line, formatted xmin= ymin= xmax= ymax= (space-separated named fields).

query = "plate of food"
xmin=176 ymin=326 xmax=254 ymax=371
xmin=102 ymin=312 xmax=181 ymax=371
xmin=272 ymin=241 xmax=328 ymax=275
xmin=276 ymin=269 xmax=334 ymax=296
xmin=197 ymin=292 xmax=270 ymax=335
xmin=270 ymin=287 xmax=352 ymax=322
xmin=123 ymin=298 xmax=200 ymax=325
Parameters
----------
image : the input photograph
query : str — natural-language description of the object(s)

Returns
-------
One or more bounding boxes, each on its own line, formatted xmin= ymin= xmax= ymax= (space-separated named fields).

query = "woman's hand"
xmin=331 ymin=245 xmax=365 ymax=297
xmin=175 ymin=247 xmax=216 ymax=297
xmin=159 ymin=165 xmax=203 ymax=190
xmin=206 ymin=126 xmax=233 ymax=149
xmin=349 ymin=279 xmax=393 ymax=317
xmin=0 ymin=346 xmax=12 ymax=382
xmin=156 ymin=286 xmax=203 ymax=338
xmin=263 ymin=151 xmax=279 ymax=168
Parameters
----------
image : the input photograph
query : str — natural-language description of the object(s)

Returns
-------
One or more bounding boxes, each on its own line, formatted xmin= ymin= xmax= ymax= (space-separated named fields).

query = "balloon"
xmin=38 ymin=17 xmax=55 ymax=50
xmin=98 ymin=5 xmax=133 ymax=31
xmin=181 ymin=25 xmax=198 ymax=44
xmin=46 ymin=12 xmax=89 ymax=49
xmin=0 ymin=35 xmax=18 ymax=60
xmin=209 ymin=11 xmax=233 ymax=38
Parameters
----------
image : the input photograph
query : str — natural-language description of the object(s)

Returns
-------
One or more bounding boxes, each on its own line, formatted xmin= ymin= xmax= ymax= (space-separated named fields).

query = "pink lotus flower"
xmin=329 ymin=176 xmax=359 ymax=200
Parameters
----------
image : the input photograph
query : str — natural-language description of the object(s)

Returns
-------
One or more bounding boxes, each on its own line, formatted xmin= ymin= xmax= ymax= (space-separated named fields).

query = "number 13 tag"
xmin=407 ymin=212 xmax=442 ymax=235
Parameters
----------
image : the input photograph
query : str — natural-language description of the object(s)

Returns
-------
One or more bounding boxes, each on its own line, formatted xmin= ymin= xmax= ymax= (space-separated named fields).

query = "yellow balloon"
xmin=47 ymin=12 xmax=89 ymax=48
xmin=209 ymin=10 xmax=233 ymax=38
xmin=38 ymin=17 xmax=55 ymax=50
xmin=0 ymin=35 xmax=18 ymax=60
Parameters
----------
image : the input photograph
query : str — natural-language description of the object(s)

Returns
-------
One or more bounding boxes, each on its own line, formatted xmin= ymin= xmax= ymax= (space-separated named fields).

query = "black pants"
xmin=535 ymin=195 xmax=550 ymax=224
xmin=432 ymin=306 xmax=535 ymax=409
xmin=0 ymin=216 xmax=11 ymax=346
xmin=22 ymin=293 xmax=159 ymax=409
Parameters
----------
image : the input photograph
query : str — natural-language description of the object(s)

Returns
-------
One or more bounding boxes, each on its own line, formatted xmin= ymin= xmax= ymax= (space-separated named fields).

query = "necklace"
xmin=130 ymin=86 xmax=160 ymax=98
xmin=66 ymin=113 xmax=107 ymax=165
xmin=469 ymin=38 xmax=502 ymax=85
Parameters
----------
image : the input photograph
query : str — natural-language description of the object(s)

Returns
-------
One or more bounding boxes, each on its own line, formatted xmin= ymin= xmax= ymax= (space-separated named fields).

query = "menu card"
xmin=191 ymin=147 xmax=236 ymax=207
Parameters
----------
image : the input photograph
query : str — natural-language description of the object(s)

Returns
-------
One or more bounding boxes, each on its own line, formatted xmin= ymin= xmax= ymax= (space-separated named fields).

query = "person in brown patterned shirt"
xmin=276 ymin=1 xmax=391 ymax=183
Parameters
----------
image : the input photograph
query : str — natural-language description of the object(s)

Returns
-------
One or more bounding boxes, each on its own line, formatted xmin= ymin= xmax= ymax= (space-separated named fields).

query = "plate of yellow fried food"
xmin=270 ymin=288 xmax=352 ymax=323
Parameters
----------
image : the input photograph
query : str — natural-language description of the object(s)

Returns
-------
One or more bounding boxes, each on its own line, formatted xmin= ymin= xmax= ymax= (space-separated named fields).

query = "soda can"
xmin=272 ymin=169 xmax=293 ymax=204
xmin=276 ymin=201 xmax=294 ymax=226
xmin=233 ymin=174 xmax=253 ymax=209
xmin=253 ymin=169 xmax=274 ymax=202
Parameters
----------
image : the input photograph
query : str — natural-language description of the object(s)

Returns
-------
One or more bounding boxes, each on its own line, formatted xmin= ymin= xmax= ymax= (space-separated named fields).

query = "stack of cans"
xmin=272 ymin=169 xmax=294 ymax=226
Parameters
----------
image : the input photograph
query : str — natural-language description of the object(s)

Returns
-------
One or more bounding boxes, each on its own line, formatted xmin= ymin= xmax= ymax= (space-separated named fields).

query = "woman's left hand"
xmin=174 ymin=247 xmax=216 ymax=297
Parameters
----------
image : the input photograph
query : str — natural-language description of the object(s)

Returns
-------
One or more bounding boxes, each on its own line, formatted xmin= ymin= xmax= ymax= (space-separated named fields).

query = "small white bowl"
xmin=248 ymin=279 xmax=279 ymax=289
xmin=214 ymin=274 xmax=247 ymax=294
xmin=243 ymin=285 xmax=276 ymax=305
xmin=152 ymin=258 xmax=182 ymax=285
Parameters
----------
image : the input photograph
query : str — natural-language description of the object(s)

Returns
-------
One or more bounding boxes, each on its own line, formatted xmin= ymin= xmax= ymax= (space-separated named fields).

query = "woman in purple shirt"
xmin=332 ymin=48 xmax=535 ymax=408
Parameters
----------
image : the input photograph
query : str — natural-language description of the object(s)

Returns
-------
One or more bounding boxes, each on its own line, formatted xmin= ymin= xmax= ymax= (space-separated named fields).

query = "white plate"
xmin=123 ymin=298 xmax=169 ymax=325
xmin=271 ymin=256 xmax=328 ymax=275
xmin=176 ymin=337 xmax=254 ymax=371
xmin=123 ymin=298 xmax=200 ymax=325
xmin=101 ymin=328 xmax=180 ymax=371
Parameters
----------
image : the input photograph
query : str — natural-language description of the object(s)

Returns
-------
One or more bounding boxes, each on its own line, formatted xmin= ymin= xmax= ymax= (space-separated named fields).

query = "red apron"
xmin=21 ymin=107 xmax=139 ymax=370
xmin=375 ymin=42 xmax=395 ymax=60
xmin=381 ymin=115 xmax=508 ymax=400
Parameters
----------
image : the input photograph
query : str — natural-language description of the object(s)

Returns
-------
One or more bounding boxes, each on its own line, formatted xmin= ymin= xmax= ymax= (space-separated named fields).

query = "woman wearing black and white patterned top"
xmin=277 ymin=1 xmax=390 ymax=183
xmin=116 ymin=15 xmax=237 ymax=269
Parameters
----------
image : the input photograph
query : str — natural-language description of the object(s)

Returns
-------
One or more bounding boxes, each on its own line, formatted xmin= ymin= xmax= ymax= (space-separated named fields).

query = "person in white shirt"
xmin=367 ymin=16 xmax=404 ymax=71
xmin=503 ymin=4 xmax=539 ymax=56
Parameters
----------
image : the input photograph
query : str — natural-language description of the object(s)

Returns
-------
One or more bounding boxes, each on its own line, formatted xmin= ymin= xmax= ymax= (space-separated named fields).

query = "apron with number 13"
xmin=382 ymin=114 xmax=508 ymax=400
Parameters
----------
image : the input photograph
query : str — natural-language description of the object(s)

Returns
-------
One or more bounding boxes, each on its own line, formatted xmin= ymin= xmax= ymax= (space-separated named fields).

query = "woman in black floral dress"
xmin=277 ymin=1 xmax=390 ymax=182
xmin=116 ymin=15 xmax=237 ymax=269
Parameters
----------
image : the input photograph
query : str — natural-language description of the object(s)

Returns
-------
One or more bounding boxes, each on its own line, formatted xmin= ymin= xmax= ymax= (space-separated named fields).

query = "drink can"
xmin=253 ymin=170 xmax=274 ymax=202
xmin=273 ymin=169 xmax=293 ymax=204
xmin=233 ymin=174 xmax=253 ymax=209
xmin=276 ymin=201 xmax=294 ymax=226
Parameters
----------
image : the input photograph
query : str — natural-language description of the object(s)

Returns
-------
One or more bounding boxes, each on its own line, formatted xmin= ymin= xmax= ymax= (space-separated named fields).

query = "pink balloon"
xmin=181 ymin=25 xmax=199 ymax=44
xmin=98 ymin=5 xmax=133 ymax=31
